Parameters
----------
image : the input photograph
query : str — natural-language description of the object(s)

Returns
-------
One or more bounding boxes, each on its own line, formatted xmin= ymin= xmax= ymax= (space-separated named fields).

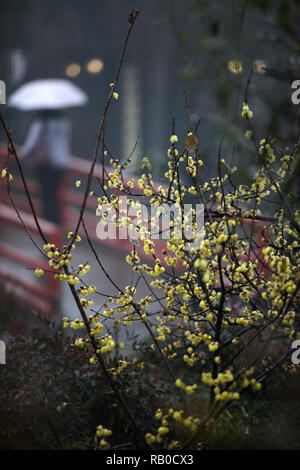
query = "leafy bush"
xmin=0 ymin=313 xmax=174 ymax=449
xmin=0 ymin=313 xmax=299 ymax=450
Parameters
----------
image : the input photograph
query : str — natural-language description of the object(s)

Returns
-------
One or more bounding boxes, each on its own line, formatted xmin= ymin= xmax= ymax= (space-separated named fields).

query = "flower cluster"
xmin=14 ymin=94 xmax=299 ymax=450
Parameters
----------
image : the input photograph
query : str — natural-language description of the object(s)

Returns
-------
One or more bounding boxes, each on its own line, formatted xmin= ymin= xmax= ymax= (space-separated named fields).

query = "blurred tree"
xmin=164 ymin=0 xmax=300 ymax=175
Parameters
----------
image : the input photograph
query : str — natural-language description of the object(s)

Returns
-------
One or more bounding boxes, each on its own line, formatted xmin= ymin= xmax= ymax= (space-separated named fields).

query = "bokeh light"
xmin=65 ymin=63 xmax=81 ymax=78
xmin=86 ymin=58 xmax=104 ymax=74
xmin=253 ymin=59 xmax=267 ymax=74
xmin=227 ymin=59 xmax=243 ymax=74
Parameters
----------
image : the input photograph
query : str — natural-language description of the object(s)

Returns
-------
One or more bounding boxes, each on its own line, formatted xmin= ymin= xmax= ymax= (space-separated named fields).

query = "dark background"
xmin=0 ymin=0 xmax=299 ymax=177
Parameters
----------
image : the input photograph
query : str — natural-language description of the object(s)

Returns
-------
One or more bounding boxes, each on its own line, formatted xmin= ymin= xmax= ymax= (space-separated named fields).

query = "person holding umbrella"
xmin=8 ymin=79 xmax=88 ymax=224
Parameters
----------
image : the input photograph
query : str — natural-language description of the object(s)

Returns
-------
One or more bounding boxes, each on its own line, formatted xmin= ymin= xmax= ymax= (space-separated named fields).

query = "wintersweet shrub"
xmin=0 ymin=10 xmax=299 ymax=450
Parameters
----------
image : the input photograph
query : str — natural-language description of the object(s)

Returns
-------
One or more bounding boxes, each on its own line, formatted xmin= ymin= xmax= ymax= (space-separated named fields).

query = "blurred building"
xmin=0 ymin=0 xmax=299 ymax=177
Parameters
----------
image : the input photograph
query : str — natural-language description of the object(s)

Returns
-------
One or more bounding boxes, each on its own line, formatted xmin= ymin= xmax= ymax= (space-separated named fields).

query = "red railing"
xmin=0 ymin=143 xmax=269 ymax=316
xmin=0 ymin=144 xmax=169 ymax=315
xmin=0 ymin=144 xmax=62 ymax=314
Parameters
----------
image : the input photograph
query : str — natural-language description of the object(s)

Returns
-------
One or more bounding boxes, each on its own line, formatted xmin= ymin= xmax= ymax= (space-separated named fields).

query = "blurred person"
xmin=20 ymin=109 xmax=71 ymax=224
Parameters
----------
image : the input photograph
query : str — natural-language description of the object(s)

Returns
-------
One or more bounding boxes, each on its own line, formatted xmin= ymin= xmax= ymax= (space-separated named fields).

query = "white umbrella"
xmin=8 ymin=78 xmax=88 ymax=110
